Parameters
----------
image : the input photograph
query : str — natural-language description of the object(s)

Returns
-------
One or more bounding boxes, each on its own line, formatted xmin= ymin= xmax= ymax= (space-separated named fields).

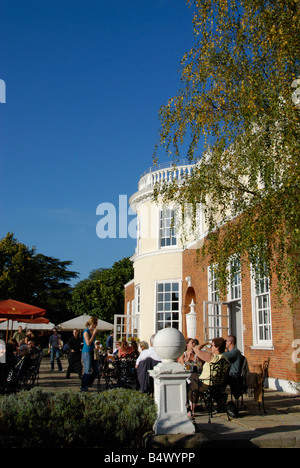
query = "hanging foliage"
xmin=154 ymin=0 xmax=300 ymax=304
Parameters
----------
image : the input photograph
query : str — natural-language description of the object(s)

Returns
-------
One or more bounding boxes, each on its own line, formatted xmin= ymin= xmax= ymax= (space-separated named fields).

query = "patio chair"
xmin=103 ymin=355 xmax=119 ymax=389
xmin=198 ymin=357 xmax=231 ymax=423
xmin=103 ymin=355 xmax=138 ymax=390
xmin=245 ymin=357 xmax=270 ymax=415
xmin=118 ymin=356 xmax=138 ymax=388
xmin=0 ymin=354 xmax=31 ymax=394
xmin=258 ymin=357 xmax=270 ymax=415
xmin=20 ymin=351 xmax=43 ymax=390
xmin=229 ymin=355 xmax=249 ymax=410
xmin=137 ymin=357 xmax=161 ymax=395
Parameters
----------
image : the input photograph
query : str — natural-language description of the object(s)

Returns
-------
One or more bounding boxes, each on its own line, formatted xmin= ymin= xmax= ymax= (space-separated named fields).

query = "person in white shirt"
xmin=135 ymin=334 xmax=162 ymax=368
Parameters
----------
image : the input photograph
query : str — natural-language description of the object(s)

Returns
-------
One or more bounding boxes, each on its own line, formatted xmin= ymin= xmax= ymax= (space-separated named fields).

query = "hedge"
xmin=0 ymin=387 xmax=157 ymax=448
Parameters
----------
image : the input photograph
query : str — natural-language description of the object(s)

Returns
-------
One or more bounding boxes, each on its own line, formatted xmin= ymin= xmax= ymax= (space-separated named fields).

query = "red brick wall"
xmin=182 ymin=246 xmax=300 ymax=384
xmin=124 ymin=281 xmax=135 ymax=315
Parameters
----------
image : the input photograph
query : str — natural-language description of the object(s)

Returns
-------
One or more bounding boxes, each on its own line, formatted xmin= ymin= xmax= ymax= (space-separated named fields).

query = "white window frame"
xmin=207 ymin=266 xmax=222 ymax=339
xmin=159 ymin=208 xmax=177 ymax=249
xmin=251 ymin=266 xmax=273 ymax=349
xmin=155 ymin=280 xmax=181 ymax=331
xmin=229 ymin=257 xmax=242 ymax=301
xmin=135 ymin=285 xmax=141 ymax=315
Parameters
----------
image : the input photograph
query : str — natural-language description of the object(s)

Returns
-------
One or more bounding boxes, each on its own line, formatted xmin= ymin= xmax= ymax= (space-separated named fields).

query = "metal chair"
xmin=198 ymin=358 xmax=231 ymax=423
xmin=137 ymin=357 xmax=161 ymax=395
xmin=103 ymin=355 xmax=138 ymax=390
xmin=258 ymin=358 xmax=270 ymax=415
xmin=229 ymin=355 xmax=249 ymax=410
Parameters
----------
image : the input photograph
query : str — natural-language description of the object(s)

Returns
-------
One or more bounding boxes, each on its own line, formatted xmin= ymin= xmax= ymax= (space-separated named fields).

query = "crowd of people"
xmin=1 ymin=318 xmax=244 ymax=417
xmin=179 ymin=335 xmax=244 ymax=418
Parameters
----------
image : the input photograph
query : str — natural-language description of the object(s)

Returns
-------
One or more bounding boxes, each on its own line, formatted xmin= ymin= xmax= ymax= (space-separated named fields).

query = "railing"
xmin=138 ymin=160 xmax=198 ymax=191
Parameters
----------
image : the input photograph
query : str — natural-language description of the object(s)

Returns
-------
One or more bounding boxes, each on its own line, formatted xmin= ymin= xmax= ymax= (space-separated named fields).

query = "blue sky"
xmin=0 ymin=0 xmax=194 ymax=284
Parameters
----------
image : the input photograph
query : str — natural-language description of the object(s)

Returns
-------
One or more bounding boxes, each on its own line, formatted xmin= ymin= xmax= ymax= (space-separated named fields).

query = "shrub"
xmin=0 ymin=387 xmax=157 ymax=448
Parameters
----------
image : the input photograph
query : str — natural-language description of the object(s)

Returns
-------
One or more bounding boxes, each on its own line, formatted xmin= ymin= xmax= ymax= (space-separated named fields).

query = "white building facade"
xmin=120 ymin=161 xmax=300 ymax=391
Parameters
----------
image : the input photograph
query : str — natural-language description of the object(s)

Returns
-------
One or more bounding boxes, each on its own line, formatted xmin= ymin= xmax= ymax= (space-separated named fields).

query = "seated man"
xmin=223 ymin=335 xmax=248 ymax=401
xmin=223 ymin=335 xmax=243 ymax=378
xmin=27 ymin=339 xmax=40 ymax=359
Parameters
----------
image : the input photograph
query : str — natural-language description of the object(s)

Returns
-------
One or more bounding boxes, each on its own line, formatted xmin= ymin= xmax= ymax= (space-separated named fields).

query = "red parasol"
xmin=18 ymin=316 xmax=49 ymax=324
xmin=0 ymin=299 xmax=46 ymax=321
xmin=0 ymin=316 xmax=50 ymax=325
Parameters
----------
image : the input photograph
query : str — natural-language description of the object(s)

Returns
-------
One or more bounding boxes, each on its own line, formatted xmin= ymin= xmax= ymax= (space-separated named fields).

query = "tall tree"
xmin=69 ymin=258 xmax=134 ymax=323
xmin=154 ymin=0 xmax=300 ymax=303
xmin=0 ymin=233 xmax=36 ymax=303
xmin=0 ymin=233 xmax=78 ymax=323
xmin=32 ymin=254 xmax=78 ymax=323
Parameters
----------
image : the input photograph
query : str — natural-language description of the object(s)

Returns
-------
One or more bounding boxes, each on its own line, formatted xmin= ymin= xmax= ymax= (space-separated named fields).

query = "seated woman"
xmin=129 ymin=339 xmax=140 ymax=359
xmin=188 ymin=337 xmax=230 ymax=416
xmin=179 ymin=338 xmax=201 ymax=370
xmin=194 ymin=337 xmax=229 ymax=388
xmin=139 ymin=341 xmax=149 ymax=352
xmin=118 ymin=339 xmax=133 ymax=358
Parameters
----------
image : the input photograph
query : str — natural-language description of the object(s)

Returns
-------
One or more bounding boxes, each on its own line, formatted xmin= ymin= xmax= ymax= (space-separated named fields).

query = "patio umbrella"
xmin=0 ymin=300 xmax=47 ymax=341
xmin=18 ymin=317 xmax=49 ymax=324
xmin=0 ymin=320 xmax=55 ymax=331
xmin=57 ymin=314 xmax=113 ymax=331
xmin=0 ymin=299 xmax=46 ymax=321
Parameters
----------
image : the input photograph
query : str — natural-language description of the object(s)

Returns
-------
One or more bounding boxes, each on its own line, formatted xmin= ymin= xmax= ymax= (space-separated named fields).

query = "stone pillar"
xmin=149 ymin=328 xmax=195 ymax=435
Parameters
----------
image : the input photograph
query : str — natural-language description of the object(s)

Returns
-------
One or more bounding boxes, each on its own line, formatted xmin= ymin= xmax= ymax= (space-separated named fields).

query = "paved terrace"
xmin=37 ymin=356 xmax=300 ymax=448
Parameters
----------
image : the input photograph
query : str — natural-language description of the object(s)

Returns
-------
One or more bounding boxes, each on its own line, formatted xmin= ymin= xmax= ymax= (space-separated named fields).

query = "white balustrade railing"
xmin=138 ymin=161 xmax=196 ymax=191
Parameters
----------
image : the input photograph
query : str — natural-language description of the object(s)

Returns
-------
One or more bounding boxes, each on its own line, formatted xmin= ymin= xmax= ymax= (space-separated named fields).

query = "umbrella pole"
xmin=6 ymin=320 xmax=9 ymax=343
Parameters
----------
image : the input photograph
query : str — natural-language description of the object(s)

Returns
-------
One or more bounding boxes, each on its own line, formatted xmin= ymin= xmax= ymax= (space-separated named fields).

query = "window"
xmin=207 ymin=267 xmax=222 ymax=339
xmin=230 ymin=258 xmax=241 ymax=301
xmin=135 ymin=285 xmax=141 ymax=315
xmin=252 ymin=268 xmax=273 ymax=347
xmin=156 ymin=282 xmax=180 ymax=330
xmin=159 ymin=209 xmax=177 ymax=248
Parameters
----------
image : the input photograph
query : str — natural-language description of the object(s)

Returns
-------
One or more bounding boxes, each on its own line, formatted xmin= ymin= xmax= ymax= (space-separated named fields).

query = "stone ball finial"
xmin=153 ymin=327 xmax=186 ymax=363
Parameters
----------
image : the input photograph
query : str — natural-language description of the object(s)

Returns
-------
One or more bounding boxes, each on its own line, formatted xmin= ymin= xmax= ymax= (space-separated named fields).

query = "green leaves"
xmin=155 ymin=0 xmax=300 ymax=304
xmin=69 ymin=257 xmax=134 ymax=323
xmin=0 ymin=233 xmax=79 ymax=323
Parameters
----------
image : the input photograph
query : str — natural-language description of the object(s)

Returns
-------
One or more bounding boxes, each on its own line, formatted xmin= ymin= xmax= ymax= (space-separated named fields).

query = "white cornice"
xmin=129 ymin=187 xmax=154 ymax=211
xmin=131 ymin=247 xmax=184 ymax=264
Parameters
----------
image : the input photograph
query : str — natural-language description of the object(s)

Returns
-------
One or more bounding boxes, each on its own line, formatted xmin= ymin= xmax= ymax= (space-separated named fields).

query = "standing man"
xmin=66 ymin=328 xmax=82 ymax=379
xmin=12 ymin=326 xmax=26 ymax=345
xmin=48 ymin=328 xmax=64 ymax=372
xmin=106 ymin=331 xmax=114 ymax=352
